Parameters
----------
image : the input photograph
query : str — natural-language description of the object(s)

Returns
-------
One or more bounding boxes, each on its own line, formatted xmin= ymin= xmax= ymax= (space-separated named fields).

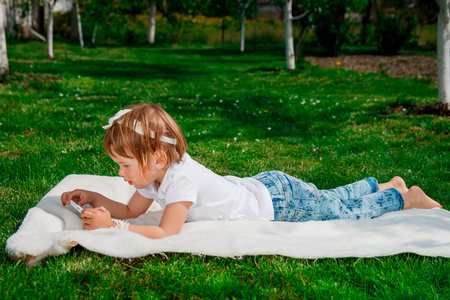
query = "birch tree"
xmin=238 ymin=0 xmax=254 ymax=52
xmin=284 ymin=0 xmax=295 ymax=69
xmin=438 ymin=0 xmax=450 ymax=113
xmin=45 ymin=0 xmax=57 ymax=59
xmin=284 ymin=0 xmax=309 ymax=70
xmin=227 ymin=0 xmax=256 ymax=52
xmin=75 ymin=0 xmax=84 ymax=48
xmin=0 ymin=0 xmax=9 ymax=74
xmin=144 ymin=0 xmax=156 ymax=44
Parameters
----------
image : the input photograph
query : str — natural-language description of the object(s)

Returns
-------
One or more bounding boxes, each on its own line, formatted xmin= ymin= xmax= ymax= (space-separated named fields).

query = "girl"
xmin=61 ymin=103 xmax=442 ymax=239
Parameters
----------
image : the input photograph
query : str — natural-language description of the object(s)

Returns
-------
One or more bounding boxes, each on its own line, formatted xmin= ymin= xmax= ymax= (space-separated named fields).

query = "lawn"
xmin=1 ymin=41 xmax=449 ymax=298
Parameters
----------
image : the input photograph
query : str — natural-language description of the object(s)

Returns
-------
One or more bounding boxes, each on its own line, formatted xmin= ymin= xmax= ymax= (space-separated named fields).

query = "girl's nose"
xmin=118 ymin=167 xmax=125 ymax=177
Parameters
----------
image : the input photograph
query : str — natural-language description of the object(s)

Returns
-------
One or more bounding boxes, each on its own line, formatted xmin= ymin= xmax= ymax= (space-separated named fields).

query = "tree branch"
xmin=291 ymin=10 xmax=310 ymax=21
xmin=25 ymin=25 xmax=47 ymax=42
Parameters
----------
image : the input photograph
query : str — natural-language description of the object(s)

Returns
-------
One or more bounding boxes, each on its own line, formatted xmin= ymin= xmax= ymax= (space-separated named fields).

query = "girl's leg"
xmin=324 ymin=188 xmax=404 ymax=220
xmin=255 ymin=172 xmax=441 ymax=223
xmin=318 ymin=177 xmax=378 ymax=201
xmin=258 ymin=172 xmax=403 ymax=222
xmin=322 ymin=176 xmax=409 ymax=200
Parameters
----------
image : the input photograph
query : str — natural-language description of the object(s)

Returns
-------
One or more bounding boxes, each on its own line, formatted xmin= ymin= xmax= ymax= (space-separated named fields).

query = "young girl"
xmin=61 ymin=103 xmax=442 ymax=239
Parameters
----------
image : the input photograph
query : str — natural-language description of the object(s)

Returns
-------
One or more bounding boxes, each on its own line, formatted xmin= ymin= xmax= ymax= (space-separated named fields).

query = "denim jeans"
xmin=253 ymin=171 xmax=404 ymax=222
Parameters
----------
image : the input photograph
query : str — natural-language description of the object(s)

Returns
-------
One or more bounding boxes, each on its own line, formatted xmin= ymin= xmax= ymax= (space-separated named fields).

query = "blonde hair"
xmin=104 ymin=103 xmax=187 ymax=169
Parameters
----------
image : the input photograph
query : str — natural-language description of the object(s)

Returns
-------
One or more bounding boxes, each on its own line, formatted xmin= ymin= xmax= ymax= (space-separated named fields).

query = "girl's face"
xmin=109 ymin=150 xmax=166 ymax=189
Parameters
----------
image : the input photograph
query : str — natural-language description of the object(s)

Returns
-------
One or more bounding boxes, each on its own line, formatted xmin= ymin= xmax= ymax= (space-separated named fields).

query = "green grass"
xmin=1 ymin=41 xmax=449 ymax=298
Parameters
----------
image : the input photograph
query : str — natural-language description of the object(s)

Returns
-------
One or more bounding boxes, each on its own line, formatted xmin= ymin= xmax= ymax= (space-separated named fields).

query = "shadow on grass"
xmin=18 ymin=47 xmax=287 ymax=81
xmin=28 ymin=59 xmax=211 ymax=80
xmin=148 ymin=43 xmax=285 ymax=58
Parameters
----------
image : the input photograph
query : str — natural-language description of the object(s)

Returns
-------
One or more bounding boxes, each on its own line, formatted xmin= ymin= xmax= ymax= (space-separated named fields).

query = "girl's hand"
xmin=81 ymin=207 xmax=115 ymax=230
xmin=61 ymin=189 xmax=95 ymax=207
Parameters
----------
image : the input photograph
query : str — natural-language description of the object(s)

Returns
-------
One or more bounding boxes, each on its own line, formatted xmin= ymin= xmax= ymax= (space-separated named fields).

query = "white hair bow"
xmin=102 ymin=109 xmax=177 ymax=145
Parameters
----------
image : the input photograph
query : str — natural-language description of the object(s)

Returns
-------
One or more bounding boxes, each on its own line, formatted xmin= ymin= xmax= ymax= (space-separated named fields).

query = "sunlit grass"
xmin=0 ymin=41 xmax=449 ymax=298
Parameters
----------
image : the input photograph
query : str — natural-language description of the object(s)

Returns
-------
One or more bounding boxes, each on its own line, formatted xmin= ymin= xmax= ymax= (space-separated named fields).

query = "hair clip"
xmin=102 ymin=109 xmax=132 ymax=131
xmin=102 ymin=109 xmax=177 ymax=145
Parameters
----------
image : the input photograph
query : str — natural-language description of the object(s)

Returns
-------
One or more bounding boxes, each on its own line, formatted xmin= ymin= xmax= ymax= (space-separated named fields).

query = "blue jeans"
xmin=253 ymin=171 xmax=404 ymax=222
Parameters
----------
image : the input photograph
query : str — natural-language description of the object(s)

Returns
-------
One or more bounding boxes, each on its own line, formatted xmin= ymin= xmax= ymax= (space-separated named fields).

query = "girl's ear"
xmin=154 ymin=151 xmax=168 ymax=169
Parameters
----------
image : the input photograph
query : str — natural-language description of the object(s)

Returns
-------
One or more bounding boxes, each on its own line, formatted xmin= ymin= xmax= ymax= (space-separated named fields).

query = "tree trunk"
xmin=46 ymin=2 xmax=54 ymax=59
xmin=70 ymin=2 xmax=78 ymax=38
xmin=222 ymin=0 xmax=226 ymax=44
xmin=438 ymin=0 xmax=450 ymax=113
xmin=361 ymin=0 xmax=371 ymax=45
xmin=92 ymin=23 xmax=98 ymax=45
xmin=294 ymin=25 xmax=306 ymax=61
xmin=284 ymin=0 xmax=295 ymax=70
xmin=240 ymin=9 xmax=246 ymax=52
xmin=75 ymin=1 xmax=84 ymax=48
xmin=0 ymin=1 xmax=9 ymax=75
xmin=147 ymin=0 xmax=156 ymax=44
xmin=6 ymin=0 xmax=16 ymax=37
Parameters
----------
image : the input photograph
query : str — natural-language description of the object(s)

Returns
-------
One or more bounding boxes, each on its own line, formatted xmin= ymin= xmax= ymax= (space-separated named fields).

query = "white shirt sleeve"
xmin=158 ymin=172 xmax=198 ymax=207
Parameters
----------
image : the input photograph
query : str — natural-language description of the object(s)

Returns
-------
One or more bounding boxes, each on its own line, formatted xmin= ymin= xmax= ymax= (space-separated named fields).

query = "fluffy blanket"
xmin=6 ymin=175 xmax=450 ymax=266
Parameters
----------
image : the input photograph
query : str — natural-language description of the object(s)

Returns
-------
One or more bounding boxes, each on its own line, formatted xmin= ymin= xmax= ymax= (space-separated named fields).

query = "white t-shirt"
xmin=137 ymin=153 xmax=274 ymax=222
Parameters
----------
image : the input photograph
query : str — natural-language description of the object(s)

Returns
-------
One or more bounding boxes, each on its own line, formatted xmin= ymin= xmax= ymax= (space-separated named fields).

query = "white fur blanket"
xmin=6 ymin=175 xmax=450 ymax=265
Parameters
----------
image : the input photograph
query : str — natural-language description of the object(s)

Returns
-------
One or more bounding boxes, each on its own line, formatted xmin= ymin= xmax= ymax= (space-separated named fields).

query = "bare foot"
xmin=402 ymin=186 xmax=442 ymax=210
xmin=379 ymin=176 xmax=409 ymax=194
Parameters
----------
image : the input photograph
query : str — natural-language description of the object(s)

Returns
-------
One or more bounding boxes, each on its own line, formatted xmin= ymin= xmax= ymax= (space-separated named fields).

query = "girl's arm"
xmin=62 ymin=190 xmax=153 ymax=219
xmin=128 ymin=201 xmax=192 ymax=239
xmin=82 ymin=201 xmax=192 ymax=239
